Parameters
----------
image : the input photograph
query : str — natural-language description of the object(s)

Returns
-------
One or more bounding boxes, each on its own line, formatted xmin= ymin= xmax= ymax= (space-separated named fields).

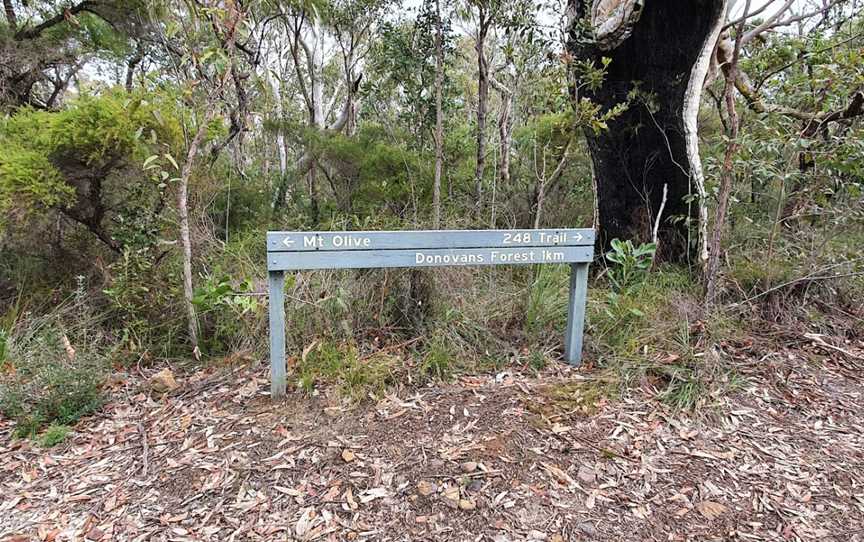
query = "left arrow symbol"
xmin=282 ymin=236 xmax=295 ymax=247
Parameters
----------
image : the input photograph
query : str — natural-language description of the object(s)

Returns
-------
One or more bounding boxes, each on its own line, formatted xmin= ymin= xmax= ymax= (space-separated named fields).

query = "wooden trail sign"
xmin=266 ymin=228 xmax=595 ymax=399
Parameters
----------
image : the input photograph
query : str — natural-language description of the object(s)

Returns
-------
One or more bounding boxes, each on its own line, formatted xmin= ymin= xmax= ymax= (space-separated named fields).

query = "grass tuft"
xmin=0 ymin=302 xmax=109 ymax=437
xmin=294 ymin=341 xmax=397 ymax=401
xmin=37 ymin=424 xmax=72 ymax=448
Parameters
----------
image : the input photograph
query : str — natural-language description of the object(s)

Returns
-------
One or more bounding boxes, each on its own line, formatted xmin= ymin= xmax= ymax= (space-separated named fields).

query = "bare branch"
xmin=739 ymin=0 xmax=794 ymax=43
xmin=723 ymin=0 xmax=774 ymax=30
xmin=488 ymin=75 xmax=511 ymax=96
xmin=729 ymin=54 xmax=864 ymax=135
xmin=741 ymin=0 xmax=847 ymax=44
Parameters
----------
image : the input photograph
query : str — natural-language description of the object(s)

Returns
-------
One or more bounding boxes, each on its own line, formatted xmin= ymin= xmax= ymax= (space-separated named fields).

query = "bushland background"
xmin=0 ymin=0 xmax=862 ymax=444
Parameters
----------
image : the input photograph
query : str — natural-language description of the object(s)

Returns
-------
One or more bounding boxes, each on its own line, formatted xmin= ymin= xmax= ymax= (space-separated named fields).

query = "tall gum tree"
xmin=278 ymin=0 xmax=386 ymax=217
xmin=566 ymin=0 xmax=727 ymax=262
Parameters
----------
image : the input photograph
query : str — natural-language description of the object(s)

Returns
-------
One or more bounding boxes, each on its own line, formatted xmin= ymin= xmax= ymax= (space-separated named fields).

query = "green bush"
xmin=0 ymin=89 xmax=183 ymax=236
xmin=0 ymin=328 xmax=7 ymax=366
xmin=317 ymin=126 xmax=432 ymax=217
xmin=0 ymin=307 xmax=109 ymax=437
xmin=590 ymin=266 xmax=687 ymax=356
xmin=102 ymin=249 xmax=185 ymax=356
xmin=419 ymin=333 xmax=455 ymax=381
xmin=525 ymin=265 xmax=570 ymax=335
xmin=37 ymin=424 xmax=73 ymax=448
xmin=729 ymin=254 xmax=801 ymax=296
xmin=605 ymin=239 xmax=657 ymax=295
xmin=295 ymin=341 xmax=397 ymax=401
xmin=192 ymin=271 xmax=266 ymax=356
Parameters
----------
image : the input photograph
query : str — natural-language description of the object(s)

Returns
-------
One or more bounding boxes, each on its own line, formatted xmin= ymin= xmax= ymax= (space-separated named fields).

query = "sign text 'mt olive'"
xmin=266 ymin=229 xmax=595 ymax=399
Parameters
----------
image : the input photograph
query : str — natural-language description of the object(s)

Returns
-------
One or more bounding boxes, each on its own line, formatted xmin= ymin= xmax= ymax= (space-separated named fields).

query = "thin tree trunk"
xmin=474 ymin=9 xmax=490 ymax=210
xmin=490 ymin=76 xmax=512 ymax=191
xmin=268 ymin=70 xmax=290 ymax=208
xmin=498 ymin=96 xmax=511 ymax=187
xmin=296 ymin=20 xmax=325 ymax=224
xmin=309 ymin=163 xmax=320 ymax=224
xmin=345 ymin=71 xmax=359 ymax=137
xmin=272 ymin=84 xmax=288 ymax=180
xmin=432 ymin=0 xmax=445 ymax=229
xmin=125 ymin=45 xmax=144 ymax=92
xmin=533 ymin=181 xmax=546 ymax=230
xmin=178 ymin=112 xmax=213 ymax=359
xmin=705 ymin=1 xmax=747 ymax=308
xmin=533 ymin=142 xmax=571 ymax=229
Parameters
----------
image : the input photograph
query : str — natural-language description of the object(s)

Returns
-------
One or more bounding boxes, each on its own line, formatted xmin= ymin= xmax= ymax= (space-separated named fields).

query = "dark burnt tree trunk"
xmin=566 ymin=0 xmax=726 ymax=262
xmin=474 ymin=4 xmax=492 ymax=210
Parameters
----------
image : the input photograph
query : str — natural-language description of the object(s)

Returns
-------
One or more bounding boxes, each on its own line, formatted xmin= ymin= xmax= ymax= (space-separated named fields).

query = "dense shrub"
xmin=0 ymin=89 xmax=183 ymax=236
xmin=0 ymin=305 xmax=109 ymax=437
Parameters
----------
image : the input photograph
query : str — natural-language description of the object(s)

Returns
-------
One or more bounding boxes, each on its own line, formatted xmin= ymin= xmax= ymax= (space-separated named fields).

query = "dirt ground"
xmin=2 ymin=339 xmax=863 ymax=542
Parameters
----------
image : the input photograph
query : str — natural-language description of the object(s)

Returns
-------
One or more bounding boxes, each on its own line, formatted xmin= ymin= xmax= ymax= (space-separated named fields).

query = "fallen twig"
xmin=728 ymin=270 xmax=864 ymax=309
xmin=804 ymin=333 xmax=864 ymax=364
xmin=138 ymin=422 xmax=149 ymax=478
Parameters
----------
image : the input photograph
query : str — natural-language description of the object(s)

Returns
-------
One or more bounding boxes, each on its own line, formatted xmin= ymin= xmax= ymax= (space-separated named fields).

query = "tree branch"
xmin=286 ymin=16 xmax=313 ymax=113
xmin=15 ymin=0 xmax=101 ymax=41
xmin=544 ymin=139 xmax=574 ymax=195
xmin=718 ymin=39 xmax=864 ymax=135
xmin=734 ymin=68 xmax=863 ymax=135
xmin=489 ymin=74 xmax=511 ymax=96
xmin=739 ymin=0 xmax=794 ymax=44
xmin=723 ymin=0 xmax=773 ymax=30
xmin=741 ymin=0 xmax=847 ymax=44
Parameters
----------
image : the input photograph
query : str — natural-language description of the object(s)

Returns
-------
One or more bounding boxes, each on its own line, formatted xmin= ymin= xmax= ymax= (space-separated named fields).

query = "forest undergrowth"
xmin=2 ymin=222 xmax=861 ymax=444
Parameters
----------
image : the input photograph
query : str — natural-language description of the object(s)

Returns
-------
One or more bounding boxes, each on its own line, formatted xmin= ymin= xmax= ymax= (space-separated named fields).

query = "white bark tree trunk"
xmin=684 ymin=0 xmax=729 ymax=270
xmin=490 ymin=76 xmax=513 ymax=192
xmin=473 ymin=7 xmax=491 ymax=210
xmin=178 ymin=111 xmax=214 ymax=359
xmin=433 ymin=0 xmax=445 ymax=229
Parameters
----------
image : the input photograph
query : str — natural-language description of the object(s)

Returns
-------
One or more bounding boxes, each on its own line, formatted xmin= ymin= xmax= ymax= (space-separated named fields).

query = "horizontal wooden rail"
xmin=267 ymin=228 xmax=595 ymax=253
xmin=266 ymin=228 xmax=595 ymax=399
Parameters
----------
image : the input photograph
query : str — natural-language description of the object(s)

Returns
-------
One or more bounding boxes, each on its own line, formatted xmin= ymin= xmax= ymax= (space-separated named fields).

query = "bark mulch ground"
xmin=2 ymin=339 xmax=863 ymax=541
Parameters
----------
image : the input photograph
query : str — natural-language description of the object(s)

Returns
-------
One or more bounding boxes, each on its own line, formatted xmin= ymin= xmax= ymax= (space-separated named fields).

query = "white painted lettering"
xmin=330 ymin=235 xmax=372 ymax=248
xmin=538 ymin=231 xmax=566 ymax=244
xmin=415 ymin=252 xmax=486 ymax=265
xmin=542 ymin=250 xmax=564 ymax=261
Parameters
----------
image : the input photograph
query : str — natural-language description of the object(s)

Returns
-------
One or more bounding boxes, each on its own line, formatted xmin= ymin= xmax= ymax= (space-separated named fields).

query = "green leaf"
xmin=164 ymin=153 xmax=179 ymax=171
xmin=142 ymin=155 xmax=160 ymax=170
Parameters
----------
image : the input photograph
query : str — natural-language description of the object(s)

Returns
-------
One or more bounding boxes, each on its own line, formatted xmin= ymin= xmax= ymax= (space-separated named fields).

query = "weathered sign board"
xmin=266 ymin=229 xmax=595 ymax=399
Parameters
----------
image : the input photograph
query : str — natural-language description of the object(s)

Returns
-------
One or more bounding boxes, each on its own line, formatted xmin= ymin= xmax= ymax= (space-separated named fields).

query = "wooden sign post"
xmin=266 ymin=229 xmax=595 ymax=399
